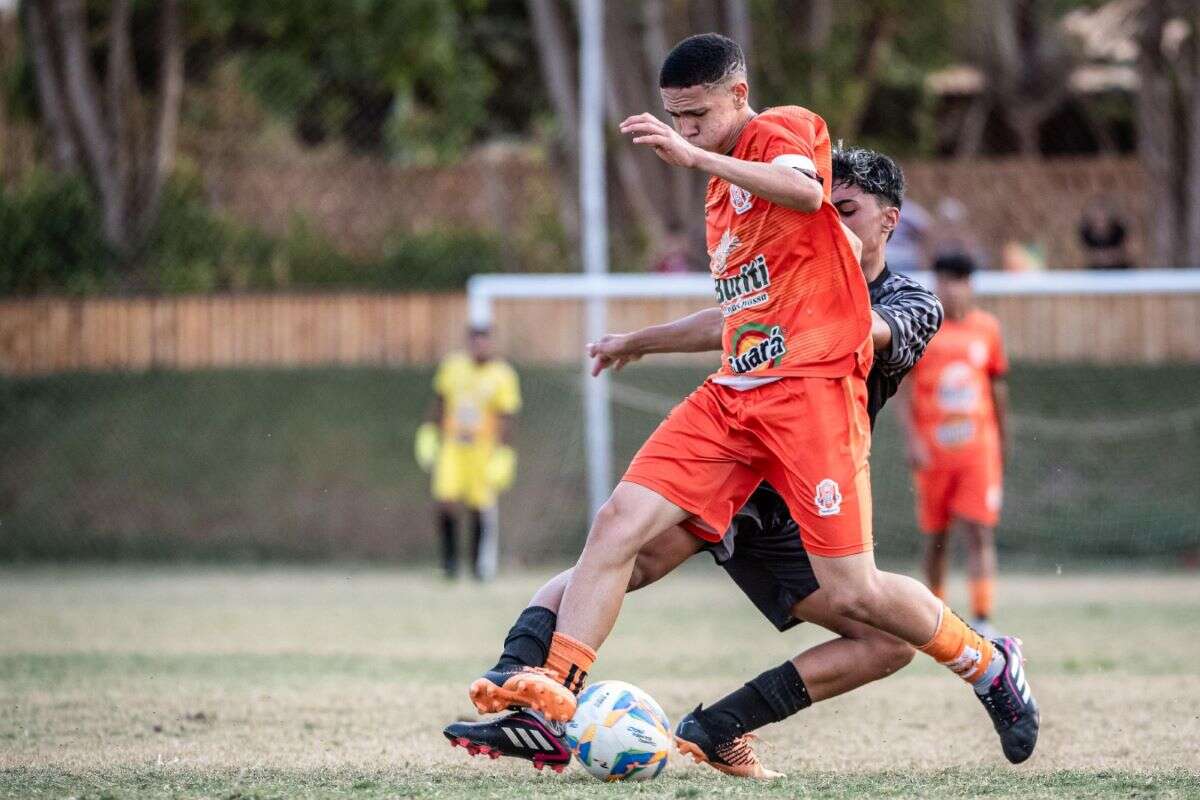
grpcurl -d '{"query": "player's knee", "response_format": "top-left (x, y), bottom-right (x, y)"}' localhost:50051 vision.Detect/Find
top-left (586, 496), bottom-right (643, 561)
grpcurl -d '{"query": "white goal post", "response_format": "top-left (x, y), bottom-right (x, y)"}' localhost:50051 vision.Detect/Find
top-left (467, 269), bottom-right (1200, 521)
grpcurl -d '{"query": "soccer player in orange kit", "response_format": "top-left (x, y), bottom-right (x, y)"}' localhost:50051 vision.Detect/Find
top-left (460, 33), bottom-right (1038, 769)
top-left (904, 253), bottom-right (1009, 637)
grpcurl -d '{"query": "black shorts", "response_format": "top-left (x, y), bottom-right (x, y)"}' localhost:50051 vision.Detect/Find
top-left (704, 483), bottom-right (821, 632)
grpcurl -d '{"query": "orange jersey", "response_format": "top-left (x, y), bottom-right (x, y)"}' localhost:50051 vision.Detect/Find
top-left (910, 309), bottom-right (1007, 463)
top-left (705, 106), bottom-right (872, 382)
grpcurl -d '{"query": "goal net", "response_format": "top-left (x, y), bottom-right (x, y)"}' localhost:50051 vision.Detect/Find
top-left (468, 270), bottom-right (1200, 567)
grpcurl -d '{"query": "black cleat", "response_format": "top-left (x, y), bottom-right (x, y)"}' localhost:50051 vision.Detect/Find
top-left (444, 710), bottom-right (571, 772)
top-left (673, 707), bottom-right (783, 780)
top-left (977, 636), bottom-right (1040, 764)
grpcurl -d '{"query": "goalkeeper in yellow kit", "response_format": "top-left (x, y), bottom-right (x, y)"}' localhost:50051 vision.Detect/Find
top-left (416, 325), bottom-right (521, 580)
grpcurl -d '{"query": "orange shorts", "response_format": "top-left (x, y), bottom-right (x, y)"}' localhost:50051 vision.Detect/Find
top-left (914, 454), bottom-right (1002, 533)
top-left (622, 376), bottom-right (872, 559)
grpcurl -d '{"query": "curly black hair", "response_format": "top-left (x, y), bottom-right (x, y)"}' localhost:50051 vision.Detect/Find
top-left (831, 144), bottom-right (905, 209)
top-left (659, 34), bottom-right (746, 89)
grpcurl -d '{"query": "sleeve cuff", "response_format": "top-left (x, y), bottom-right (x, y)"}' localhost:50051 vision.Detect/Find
top-left (873, 305), bottom-right (904, 367)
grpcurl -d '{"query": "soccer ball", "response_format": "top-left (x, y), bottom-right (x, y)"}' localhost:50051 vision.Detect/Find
top-left (563, 680), bottom-right (672, 781)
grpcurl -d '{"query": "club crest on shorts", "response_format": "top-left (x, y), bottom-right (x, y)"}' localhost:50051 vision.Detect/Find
top-left (814, 478), bottom-right (842, 517)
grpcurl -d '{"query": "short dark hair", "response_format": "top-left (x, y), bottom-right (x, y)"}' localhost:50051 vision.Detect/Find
top-left (659, 34), bottom-right (745, 89)
top-left (832, 144), bottom-right (905, 209)
top-left (933, 252), bottom-right (977, 277)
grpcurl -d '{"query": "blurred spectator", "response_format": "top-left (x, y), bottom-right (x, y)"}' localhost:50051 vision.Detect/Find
top-left (1001, 240), bottom-right (1047, 272)
top-left (652, 226), bottom-right (694, 273)
top-left (886, 199), bottom-right (932, 273)
top-left (1079, 199), bottom-right (1132, 270)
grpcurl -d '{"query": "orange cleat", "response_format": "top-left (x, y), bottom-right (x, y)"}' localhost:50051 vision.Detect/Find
top-left (674, 710), bottom-right (784, 780)
top-left (468, 667), bottom-right (578, 722)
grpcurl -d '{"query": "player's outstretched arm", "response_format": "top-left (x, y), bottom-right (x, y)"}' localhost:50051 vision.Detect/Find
top-left (587, 307), bottom-right (722, 376)
top-left (619, 113), bottom-right (823, 212)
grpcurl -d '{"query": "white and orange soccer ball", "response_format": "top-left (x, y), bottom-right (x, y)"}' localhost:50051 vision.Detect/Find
top-left (563, 680), bottom-right (672, 781)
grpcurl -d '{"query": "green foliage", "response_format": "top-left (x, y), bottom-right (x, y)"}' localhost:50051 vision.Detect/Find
top-left (0, 172), bottom-right (116, 295)
top-left (0, 168), bottom-right (503, 295)
top-left (750, 0), bottom-right (968, 155)
top-left (213, 0), bottom-right (495, 161)
top-left (375, 229), bottom-right (503, 290)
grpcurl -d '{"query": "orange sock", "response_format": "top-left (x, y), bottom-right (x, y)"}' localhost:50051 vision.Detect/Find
top-left (918, 604), bottom-right (998, 685)
top-left (545, 631), bottom-right (596, 694)
top-left (970, 578), bottom-right (994, 619)
top-left (930, 583), bottom-right (946, 602)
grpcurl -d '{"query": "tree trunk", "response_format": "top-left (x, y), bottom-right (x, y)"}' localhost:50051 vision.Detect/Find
top-left (956, 95), bottom-right (990, 159)
top-left (525, 0), bottom-right (581, 241)
top-left (24, 2), bottom-right (80, 172)
top-left (140, 0), bottom-right (183, 240)
top-left (1136, 1), bottom-right (1178, 267)
top-left (1185, 6), bottom-right (1200, 267)
top-left (49, 0), bottom-right (126, 248)
top-left (722, 0), bottom-right (752, 68)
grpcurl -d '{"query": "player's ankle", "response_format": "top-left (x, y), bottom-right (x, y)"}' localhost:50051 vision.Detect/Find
top-left (491, 606), bottom-right (557, 673)
top-left (544, 631), bottom-right (596, 693)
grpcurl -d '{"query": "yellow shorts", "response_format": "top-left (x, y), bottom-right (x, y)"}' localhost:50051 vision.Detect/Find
top-left (433, 442), bottom-right (496, 509)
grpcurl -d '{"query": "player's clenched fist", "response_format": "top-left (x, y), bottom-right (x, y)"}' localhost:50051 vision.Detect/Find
top-left (587, 333), bottom-right (643, 376)
top-left (620, 113), bottom-right (700, 168)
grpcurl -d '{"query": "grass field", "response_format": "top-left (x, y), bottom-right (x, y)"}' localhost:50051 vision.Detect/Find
top-left (2, 566), bottom-right (1198, 799)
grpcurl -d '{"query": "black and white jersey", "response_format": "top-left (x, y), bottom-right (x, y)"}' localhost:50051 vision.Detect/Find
top-left (866, 266), bottom-right (943, 425)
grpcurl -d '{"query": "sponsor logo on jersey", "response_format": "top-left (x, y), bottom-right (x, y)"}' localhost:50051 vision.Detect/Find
top-left (934, 417), bottom-right (976, 447)
top-left (730, 184), bottom-right (754, 214)
top-left (708, 228), bottom-right (742, 279)
top-left (728, 322), bottom-right (786, 373)
top-left (936, 361), bottom-right (979, 413)
top-left (716, 254), bottom-right (771, 316)
top-left (814, 478), bottom-right (843, 517)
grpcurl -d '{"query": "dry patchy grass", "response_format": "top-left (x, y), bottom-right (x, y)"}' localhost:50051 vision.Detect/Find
top-left (1, 566), bottom-right (1198, 798)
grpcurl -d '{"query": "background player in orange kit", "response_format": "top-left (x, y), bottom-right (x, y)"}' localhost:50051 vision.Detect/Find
top-left (903, 253), bottom-right (1009, 637)
top-left (463, 33), bottom-right (1039, 768)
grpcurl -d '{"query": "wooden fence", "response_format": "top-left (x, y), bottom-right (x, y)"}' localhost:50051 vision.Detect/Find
top-left (2, 291), bottom-right (1199, 376)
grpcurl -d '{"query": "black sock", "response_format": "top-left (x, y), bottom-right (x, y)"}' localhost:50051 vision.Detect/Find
top-left (439, 510), bottom-right (457, 577)
top-left (697, 661), bottom-right (812, 742)
top-left (492, 605), bottom-right (557, 672)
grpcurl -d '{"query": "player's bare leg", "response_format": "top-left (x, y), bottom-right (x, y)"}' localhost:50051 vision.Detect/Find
top-left (807, 551), bottom-right (1038, 763)
top-left (556, 482), bottom-right (690, 647)
top-left (963, 520), bottom-right (997, 635)
top-left (923, 530), bottom-right (950, 601)
top-left (451, 526), bottom-right (702, 769)
top-left (475, 483), bottom-right (691, 721)
top-left (527, 525), bottom-right (704, 612)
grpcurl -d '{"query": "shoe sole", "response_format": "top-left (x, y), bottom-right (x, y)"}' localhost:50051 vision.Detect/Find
top-left (468, 674), bottom-right (577, 722)
top-left (445, 734), bottom-right (567, 773)
top-left (674, 735), bottom-right (784, 780)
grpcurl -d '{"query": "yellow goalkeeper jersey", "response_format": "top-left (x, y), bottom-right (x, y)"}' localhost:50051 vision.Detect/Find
top-left (434, 353), bottom-right (521, 446)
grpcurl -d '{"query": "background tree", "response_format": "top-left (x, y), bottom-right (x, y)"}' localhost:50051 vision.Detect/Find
top-left (22, 0), bottom-right (182, 258)
top-left (1137, 0), bottom-right (1199, 267)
